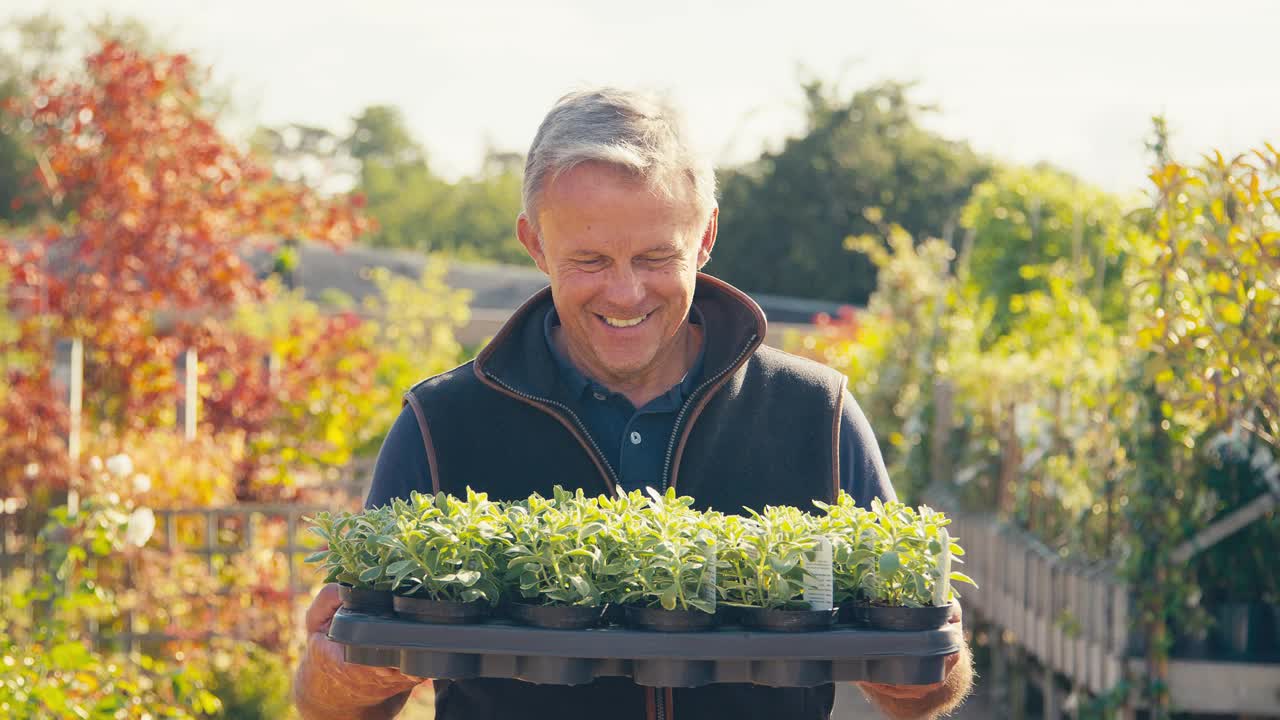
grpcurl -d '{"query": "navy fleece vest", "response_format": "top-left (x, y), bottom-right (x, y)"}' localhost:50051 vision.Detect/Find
top-left (404, 274), bottom-right (847, 720)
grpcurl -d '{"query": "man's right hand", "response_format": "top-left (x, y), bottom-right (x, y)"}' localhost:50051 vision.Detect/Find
top-left (293, 583), bottom-right (424, 720)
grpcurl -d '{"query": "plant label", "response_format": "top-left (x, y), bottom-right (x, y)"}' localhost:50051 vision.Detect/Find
top-left (702, 541), bottom-right (717, 610)
top-left (804, 536), bottom-right (834, 611)
top-left (933, 528), bottom-right (952, 607)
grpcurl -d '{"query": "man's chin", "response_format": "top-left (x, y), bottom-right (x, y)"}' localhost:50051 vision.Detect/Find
top-left (588, 351), bottom-right (660, 382)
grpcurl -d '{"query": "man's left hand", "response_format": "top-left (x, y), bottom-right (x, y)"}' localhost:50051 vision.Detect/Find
top-left (855, 602), bottom-right (969, 707)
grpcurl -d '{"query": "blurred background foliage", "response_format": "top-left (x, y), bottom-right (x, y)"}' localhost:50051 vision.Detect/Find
top-left (1, 10), bottom-right (1277, 719)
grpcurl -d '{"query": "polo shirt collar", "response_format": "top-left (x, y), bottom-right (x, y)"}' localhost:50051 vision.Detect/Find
top-left (542, 305), bottom-right (707, 407)
top-left (474, 273), bottom-right (766, 406)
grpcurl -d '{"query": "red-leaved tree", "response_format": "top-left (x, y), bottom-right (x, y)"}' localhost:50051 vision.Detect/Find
top-left (1, 40), bottom-right (371, 497)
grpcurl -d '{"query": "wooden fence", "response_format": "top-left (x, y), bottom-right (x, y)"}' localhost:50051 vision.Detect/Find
top-left (1, 499), bottom-right (344, 648)
top-left (938, 495), bottom-right (1280, 717)
top-left (0, 450), bottom-right (375, 651)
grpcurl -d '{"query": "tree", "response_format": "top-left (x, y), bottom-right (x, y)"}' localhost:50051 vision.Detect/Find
top-left (1, 12), bottom-right (173, 226)
top-left (0, 13), bottom-right (67, 225)
top-left (347, 104), bottom-right (424, 166)
top-left (1, 39), bottom-right (369, 495)
top-left (346, 108), bottom-right (527, 262)
top-left (708, 80), bottom-right (989, 303)
top-left (959, 164), bottom-right (1130, 338)
top-left (1135, 137), bottom-right (1280, 452)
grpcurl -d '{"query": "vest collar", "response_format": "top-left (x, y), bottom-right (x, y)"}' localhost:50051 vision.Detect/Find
top-left (473, 273), bottom-right (767, 403)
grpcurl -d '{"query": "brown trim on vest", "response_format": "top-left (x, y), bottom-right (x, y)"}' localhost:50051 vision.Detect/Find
top-left (665, 688), bottom-right (675, 720)
top-left (470, 285), bottom-right (619, 497)
top-left (666, 362), bottom-right (745, 493)
top-left (470, 273), bottom-right (771, 499)
top-left (472, 284), bottom-right (550, 371)
top-left (666, 276), bottom-right (767, 492)
top-left (831, 376), bottom-right (847, 503)
top-left (697, 273), bottom-right (769, 337)
top-left (403, 392), bottom-right (441, 494)
top-left (645, 687), bottom-right (656, 720)
top-left (471, 369), bottom-right (619, 497)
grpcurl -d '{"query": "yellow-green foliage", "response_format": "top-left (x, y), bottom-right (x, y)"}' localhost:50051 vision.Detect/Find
top-left (232, 257), bottom-right (471, 472)
top-left (1134, 145), bottom-right (1280, 450)
top-left (362, 257), bottom-right (473, 449)
top-left (960, 164), bottom-right (1131, 334)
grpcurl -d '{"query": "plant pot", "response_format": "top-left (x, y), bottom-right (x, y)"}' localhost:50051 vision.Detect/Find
top-left (602, 602), bottom-right (626, 626)
top-left (505, 601), bottom-right (607, 630)
top-left (338, 584), bottom-right (394, 615)
top-left (393, 594), bottom-right (490, 624)
top-left (622, 604), bottom-right (719, 632)
top-left (714, 605), bottom-right (743, 626)
top-left (844, 601), bottom-right (954, 631)
top-left (734, 606), bottom-right (838, 632)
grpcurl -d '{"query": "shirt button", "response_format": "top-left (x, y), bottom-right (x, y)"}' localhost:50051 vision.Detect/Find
top-left (630, 431), bottom-right (642, 445)
top-left (592, 391), bottom-right (606, 401)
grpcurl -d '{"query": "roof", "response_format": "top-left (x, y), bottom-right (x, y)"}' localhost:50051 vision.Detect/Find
top-left (281, 242), bottom-right (853, 324)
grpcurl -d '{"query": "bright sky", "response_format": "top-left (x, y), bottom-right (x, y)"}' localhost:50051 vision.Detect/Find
top-left (8, 0), bottom-right (1279, 195)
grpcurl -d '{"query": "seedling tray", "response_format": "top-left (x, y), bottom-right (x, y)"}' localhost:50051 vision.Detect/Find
top-left (329, 609), bottom-right (962, 688)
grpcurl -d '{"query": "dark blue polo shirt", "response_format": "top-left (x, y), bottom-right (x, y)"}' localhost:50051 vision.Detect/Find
top-left (543, 307), bottom-right (707, 493)
top-left (365, 309), bottom-right (896, 509)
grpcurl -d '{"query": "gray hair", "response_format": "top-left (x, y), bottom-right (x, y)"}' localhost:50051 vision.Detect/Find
top-left (522, 87), bottom-right (717, 230)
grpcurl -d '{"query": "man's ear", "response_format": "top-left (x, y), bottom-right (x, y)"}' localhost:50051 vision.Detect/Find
top-left (517, 213), bottom-right (550, 275)
top-left (696, 207), bottom-right (719, 270)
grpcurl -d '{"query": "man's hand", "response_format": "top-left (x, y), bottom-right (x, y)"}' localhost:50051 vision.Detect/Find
top-left (293, 583), bottom-right (424, 720)
top-left (855, 602), bottom-right (974, 719)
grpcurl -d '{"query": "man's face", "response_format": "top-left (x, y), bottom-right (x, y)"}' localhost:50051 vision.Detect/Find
top-left (517, 161), bottom-right (717, 389)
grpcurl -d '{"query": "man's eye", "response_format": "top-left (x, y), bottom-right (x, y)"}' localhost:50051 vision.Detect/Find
top-left (642, 255), bottom-right (675, 266)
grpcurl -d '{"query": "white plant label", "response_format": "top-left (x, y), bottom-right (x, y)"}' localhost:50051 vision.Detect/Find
top-left (702, 540), bottom-right (717, 610)
top-left (933, 527), bottom-right (952, 607)
top-left (804, 535), bottom-right (834, 611)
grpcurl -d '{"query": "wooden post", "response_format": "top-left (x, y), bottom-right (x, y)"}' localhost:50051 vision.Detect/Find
top-left (990, 624), bottom-right (1010, 711)
top-left (1148, 565), bottom-right (1170, 719)
top-left (1009, 645), bottom-right (1028, 720)
top-left (931, 380), bottom-right (954, 488)
top-left (205, 509), bottom-right (216, 575)
top-left (176, 349), bottom-right (198, 441)
top-left (53, 339), bottom-right (84, 525)
top-left (53, 338), bottom-right (84, 463)
top-left (263, 352), bottom-right (280, 391)
top-left (1043, 663), bottom-right (1060, 719)
top-left (286, 511), bottom-right (297, 595)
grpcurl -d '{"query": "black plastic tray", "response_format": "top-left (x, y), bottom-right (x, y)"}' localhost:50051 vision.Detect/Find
top-left (329, 609), bottom-right (962, 688)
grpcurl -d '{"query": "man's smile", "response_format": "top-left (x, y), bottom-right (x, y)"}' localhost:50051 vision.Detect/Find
top-left (598, 312), bottom-right (652, 329)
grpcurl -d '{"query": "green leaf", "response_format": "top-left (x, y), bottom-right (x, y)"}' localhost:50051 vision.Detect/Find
top-left (687, 598), bottom-right (716, 614)
top-left (568, 575), bottom-right (591, 598)
top-left (385, 559), bottom-right (414, 576)
top-left (949, 571), bottom-right (978, 588)
top-left (878, 550), bottom-right (900, 574)
top-left (358, 566), bottom-right (383, 584)
top-left (769, 555), bottom-right (799, 574)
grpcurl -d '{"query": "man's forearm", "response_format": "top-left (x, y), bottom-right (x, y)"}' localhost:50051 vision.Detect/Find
top-left (292, 652), bottom-right (415, 720)
top-left (861, 645), bottom-right (974, 720)
top-left (294, 687), bottom-right (411, 720)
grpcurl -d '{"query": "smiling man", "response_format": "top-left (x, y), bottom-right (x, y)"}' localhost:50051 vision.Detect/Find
top-left (294, 88), bottom-right (972, 720)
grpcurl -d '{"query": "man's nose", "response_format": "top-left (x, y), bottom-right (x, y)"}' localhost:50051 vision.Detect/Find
top-left (603, 264), bottom-right (646, 309)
